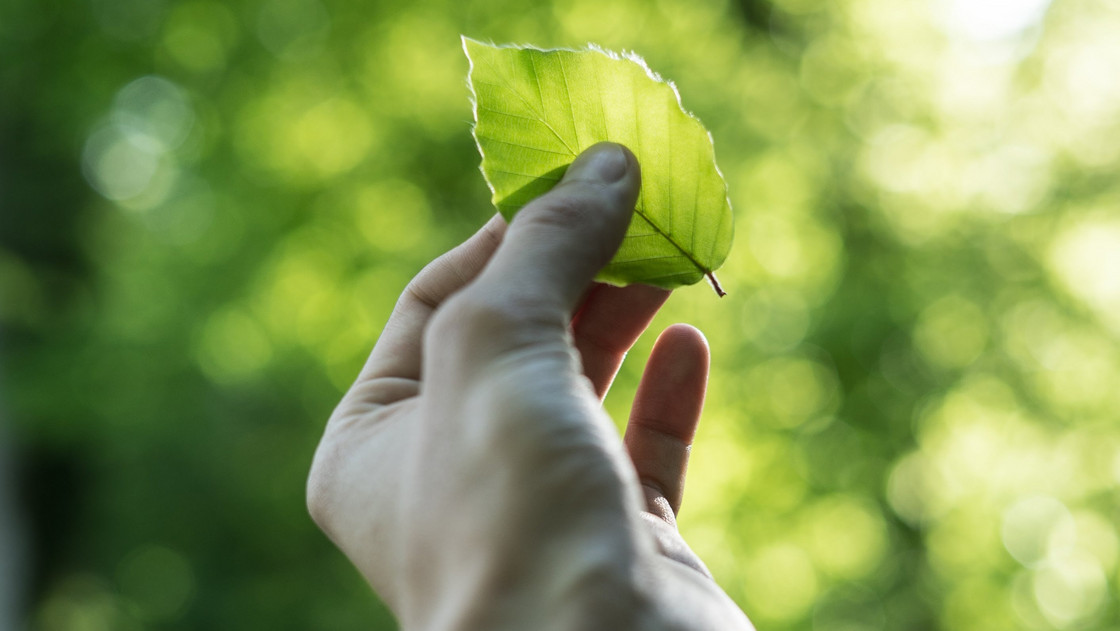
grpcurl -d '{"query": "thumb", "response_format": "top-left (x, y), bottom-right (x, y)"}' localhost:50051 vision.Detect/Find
top-left (425, 142), bottom-right (640, 377)
top-left (471, 142), bottom-right (641, 314)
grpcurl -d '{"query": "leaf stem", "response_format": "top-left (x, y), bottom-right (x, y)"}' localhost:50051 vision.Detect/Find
top-left (706, 271), bottom-right (726, 298)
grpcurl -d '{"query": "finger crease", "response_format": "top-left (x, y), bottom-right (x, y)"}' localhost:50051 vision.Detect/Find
top-left (628, 417), bottom-right (694, 446)
top-left (404, 280), bottom-right (442, 312)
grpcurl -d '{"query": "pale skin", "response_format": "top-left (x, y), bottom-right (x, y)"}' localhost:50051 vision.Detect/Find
top-left (307, 143), bottom-right (754, 630)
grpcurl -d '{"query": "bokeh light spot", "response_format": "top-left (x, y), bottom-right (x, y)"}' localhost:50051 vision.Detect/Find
top-left (82, 76), bottom-right (192, 207)
top-left (354, 179), bottom-right (431, 253)
top-left (913, 294), bottom-right (988, 370)
top-left (1001, 495), bottom-right (1074, 567)
top-left (887, 452), bottom-right (934, 525)
top-left (1048, 218), bottom-right (1120, 334)
top-left (294, 98), bottom-right (374, 178)
top-left (747, 213), bottom-right (844, 298)
top-left (116, 545), bottom-right (194, 621)
top-left (111, 75), bottom-right (194, 150)
top-left (1071, 511), bottom-right (1119, 573)
top-left (1032, 553), bottom-right (1108, 628)
top-left (940, 0), bottom-right (1052, 42)
top-left (35, 574), bottom-right (137, 631)
top-left (82, 126), bottom-right (165, 201)
top-left (235, 85), bottom-right (378, 184)
top-left (364, 9), bottom-right (466, 133)
top-left (256, 0), bottom-right (329, 60)
top-left (743, 543), bottom-right (819, 622)
top-left (749, 356), bottom-right (839, 428)
top-left (162, 2), bottom-right (239, 74)
top-left (804, 495), bottom-right (887, 579)
top-left (195, 308), bottom-right (273, 383)
top-left (739, 288), bottom-right (810, 352)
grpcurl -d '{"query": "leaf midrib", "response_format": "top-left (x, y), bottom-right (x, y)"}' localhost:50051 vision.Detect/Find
top-left (629, 207), bottom-right (712, 277)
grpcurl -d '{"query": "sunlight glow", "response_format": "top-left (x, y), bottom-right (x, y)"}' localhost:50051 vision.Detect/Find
top-left (1048, 219), bottom-right (1120, 335)
top-left (942, 0), bottom-right (1052, 42)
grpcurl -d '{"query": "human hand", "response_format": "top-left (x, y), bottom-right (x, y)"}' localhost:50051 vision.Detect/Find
top-left (307, 143), bottom-right (753, 630)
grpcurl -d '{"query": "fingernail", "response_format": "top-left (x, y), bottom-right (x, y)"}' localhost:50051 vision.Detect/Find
top-left (565, 143), bottom-right (629, 184)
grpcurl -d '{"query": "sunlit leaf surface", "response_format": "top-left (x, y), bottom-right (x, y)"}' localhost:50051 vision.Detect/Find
top-left (465, 37), bottom-right (733, 292)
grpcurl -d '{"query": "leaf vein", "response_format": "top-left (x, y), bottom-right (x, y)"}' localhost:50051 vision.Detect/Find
top-left (611, 252), bottom-right (689, 264)
top-left (487, 168), bottom-right (562, 181)
top-left (633, 270), bottom-right (700, 284)
top-left (473, 78), bottom-right (576, 155)
top-left (529, 51), bottom-right (545, 110)
top-left (480, 137), bottom-right (575, 158)
top-left (557, 54), bottom-right (580, 149)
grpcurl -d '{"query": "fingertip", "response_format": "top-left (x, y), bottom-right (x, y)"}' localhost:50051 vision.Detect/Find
top-left (563, 142), bottom-right (624, 183)
top-left (472, 143), bottom-right (644, 313)
top-left (563, 142), bottom-right (640, 188)
top-left (551, 142), bottom-right (641, 240)
top-left (658, 323), bottom-right (709, 354)
top-left (649, 324), bottom-right (710, 385)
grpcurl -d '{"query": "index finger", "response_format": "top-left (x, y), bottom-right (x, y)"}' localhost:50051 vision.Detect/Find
top-left (572, 283), bottom-right (671, 399)
top-left (355, 214), bottom-right (506, 391)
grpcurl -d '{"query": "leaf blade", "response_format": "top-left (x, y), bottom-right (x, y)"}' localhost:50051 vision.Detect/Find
top-left (464, 37), bottom-right (734, 292)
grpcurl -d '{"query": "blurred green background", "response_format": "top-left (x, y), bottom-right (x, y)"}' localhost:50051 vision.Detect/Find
top-left (2, 0), bottom-right (1119, 628)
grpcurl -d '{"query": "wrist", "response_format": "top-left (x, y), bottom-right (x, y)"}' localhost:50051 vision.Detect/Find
top-left (405, 517), bottom-right (661, 631)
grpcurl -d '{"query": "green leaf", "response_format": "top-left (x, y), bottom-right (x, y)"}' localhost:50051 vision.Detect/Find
top-left (463, 37), bottom-right (734, 295)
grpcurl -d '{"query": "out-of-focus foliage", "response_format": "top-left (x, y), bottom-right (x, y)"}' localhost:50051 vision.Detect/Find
top-left (1, 0), bottom-right (1118, 629)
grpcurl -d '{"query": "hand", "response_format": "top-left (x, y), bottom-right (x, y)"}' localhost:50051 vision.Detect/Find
top-left (307, 143), bottom-right (753, 630)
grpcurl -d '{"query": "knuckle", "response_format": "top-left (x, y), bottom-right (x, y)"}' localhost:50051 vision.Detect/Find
top-left (525, 190), bottom-right (599, 228)
top-left (519, 184), bottom-right (618, 236)
top-left (404, 255), bottom-right (469, 310)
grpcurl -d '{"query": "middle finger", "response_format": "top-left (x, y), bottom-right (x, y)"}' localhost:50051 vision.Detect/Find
top-left (571, 283), bottom-right (671, 399)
